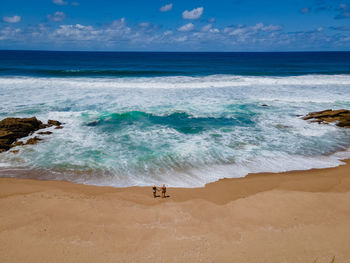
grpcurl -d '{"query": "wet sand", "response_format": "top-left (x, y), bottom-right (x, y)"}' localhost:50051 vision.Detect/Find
top-left (1, 160), bottom-right (350, 262)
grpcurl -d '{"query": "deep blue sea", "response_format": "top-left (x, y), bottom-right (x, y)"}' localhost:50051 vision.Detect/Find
top-left (1, 50), bottom-right (350, 187)
top-left (2, 51), bottom-right (350, 77)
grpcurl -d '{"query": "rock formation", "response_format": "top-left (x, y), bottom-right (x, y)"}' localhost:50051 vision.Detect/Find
top-left (37, 131), bottom-right (53, 135)
top-left (0, 117), bottom-right (62, 152)
top-left (25, 136), bottom-right (43, 145)
top-left (48, 120), bottom-right (62, 126)
top-left (302, 109), bottom-right (350, 128)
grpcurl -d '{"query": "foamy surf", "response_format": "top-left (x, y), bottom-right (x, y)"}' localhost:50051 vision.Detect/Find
top-left (1, 72), bottom-right (350, 187)
top-left (2, 74), bottom-right (350, 89)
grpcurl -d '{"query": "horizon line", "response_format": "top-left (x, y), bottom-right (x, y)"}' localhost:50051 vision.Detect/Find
top-left (1, 49), bottom-right (350, 53)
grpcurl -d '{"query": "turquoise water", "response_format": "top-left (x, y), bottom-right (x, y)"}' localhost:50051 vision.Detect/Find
top-left (0, 51), bottom-right (350, 187)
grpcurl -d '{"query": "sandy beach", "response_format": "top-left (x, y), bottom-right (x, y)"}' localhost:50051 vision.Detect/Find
top-left (0, 161), bottom-right (350, 263)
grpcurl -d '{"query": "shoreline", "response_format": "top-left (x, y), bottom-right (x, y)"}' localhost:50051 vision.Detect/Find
top-left (1, 160), bottom-right (350, 262)
top-left (1, 159), bottom-right (350, 201)
top-left (1, 149), bottom-right (350, 189)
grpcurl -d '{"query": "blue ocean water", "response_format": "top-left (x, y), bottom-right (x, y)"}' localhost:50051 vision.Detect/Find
top-left (0, 50), bottom-right (350, 187)
top-left (2, 51), bottom-right (350, 77)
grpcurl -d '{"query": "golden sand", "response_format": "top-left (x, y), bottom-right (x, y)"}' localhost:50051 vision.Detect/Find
top-left (1, 161), bottom-right (350, 262)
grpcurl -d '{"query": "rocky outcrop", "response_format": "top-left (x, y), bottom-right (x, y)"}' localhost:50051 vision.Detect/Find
top-left (25, 136), bottom-right (43, 145)
top-left (302, 109), bottom-right (350, 128)
top-left (0, 117), bottom-right (62, 152)
top-left (48, 120), bottom-right (61, 126)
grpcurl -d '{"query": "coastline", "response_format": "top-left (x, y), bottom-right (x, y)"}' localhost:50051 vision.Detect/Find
top-left (1, 160), bottom-right (350, 262)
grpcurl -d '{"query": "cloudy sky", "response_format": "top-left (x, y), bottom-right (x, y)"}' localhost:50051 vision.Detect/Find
top-left (1, 0), bottom-right (350, 51)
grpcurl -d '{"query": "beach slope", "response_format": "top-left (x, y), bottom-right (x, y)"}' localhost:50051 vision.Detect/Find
top-left (1, 161), bottom-right (350, 262)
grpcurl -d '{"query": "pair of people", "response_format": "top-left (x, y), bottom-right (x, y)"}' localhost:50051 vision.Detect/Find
top-left (152, 184), bottom-right (167, 198)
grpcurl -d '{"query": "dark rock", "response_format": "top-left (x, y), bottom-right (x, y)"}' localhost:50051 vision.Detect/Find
top-left (0, 138), bottom-right (13, 151)
top-left (48, 120), bottom-right (61, 126)
top-left (337, 121), bottom-right (350, 127)
top-left (55, 126), bottom-right (63, 129)
top-left (0, 130), bottom-right (15, 139)
top-left (0, 117), bottom-right (61, 152)
top-left (10, 141), bottom-right (24, 148)
top-left (10, 150), bottom-right (19, 154)
top-left (25, 136), bottom-right (42, 145)
top-left (0, 117), bottom-right (43, 151)
top-left (302, 109), bottom-right (350, 128)
top-left (261, 104), bottom-right (269, 107)
top-left (37, 131), bottom-right (53, 135)
top-left (0, 117), bottom-right (42, 135)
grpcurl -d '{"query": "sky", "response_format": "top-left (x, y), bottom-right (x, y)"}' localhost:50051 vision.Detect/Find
top-left (1, 0), bottom-right (350, 51)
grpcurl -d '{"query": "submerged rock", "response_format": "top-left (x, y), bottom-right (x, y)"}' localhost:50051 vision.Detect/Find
top-left (0, 117), bottom-right (62, 152)
top-left (25, 136), bottom-right (43, 145)
top-left (37, 131), bottom-right (53, 135)
top-left (302, 109), bottom-right (350, 128)
top-left (11, 141), bottom-right (24, 147)
top-left (48, 119), bottom-right (61, 126)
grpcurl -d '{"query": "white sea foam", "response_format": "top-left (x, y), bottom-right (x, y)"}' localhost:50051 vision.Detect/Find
top-left (2, 74), bottom-right (350, 89)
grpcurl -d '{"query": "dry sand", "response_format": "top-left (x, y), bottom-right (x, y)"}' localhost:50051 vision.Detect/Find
top-left (1, 161), bottom-right (350, 263)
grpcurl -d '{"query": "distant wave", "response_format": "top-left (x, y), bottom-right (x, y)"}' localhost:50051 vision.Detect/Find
top-left (0, 68), bottom-right (186, 77)
top-left (2, 74), bottom-right (350, 91)
top-left (2, 67), bottom-right (350, 78)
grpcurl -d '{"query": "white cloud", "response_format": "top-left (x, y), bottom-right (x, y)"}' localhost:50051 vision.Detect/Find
top-left (109, 17), bottom-right (130, 32)
top-left (3, 17), bottom-right (348, 51)
top-left (201, 24), bottom-right (219, 33)
top-left (201, 24), bottom-right (212, 32)
top-left (260, 24), bottom-right (282, 31)
top-left (53, 24), bottom-right (101, 41)
top-left (175, 36), bottom-right (187, 42)
top-left (53, 0), bottom-right (68, 5)
top-left (160, 3), bottom-right (173, 12)
top-left (209, 17), bottom-right (215, 23)
top-left (2, 15), bottom-right (21, 23)
top-left (105, 18), bottom-right (131, 38)
top-left (47, 11), bottom-right (66, 22)
top-left (224, 23), bottom-right (282, 37)
top-left (178, 23), bottom-right (195, 32)
top-left (182, 7), bottom-right (203, 20)
top-left (50, 18), bottom-right (133, 44)
top-left (0, 27), bottom-right (21, 40)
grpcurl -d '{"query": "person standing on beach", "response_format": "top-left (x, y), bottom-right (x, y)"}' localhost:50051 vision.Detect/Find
top-left (152, 185), bottom-right (159, 198)
top-left (161, 184), bottom-right (166, 198)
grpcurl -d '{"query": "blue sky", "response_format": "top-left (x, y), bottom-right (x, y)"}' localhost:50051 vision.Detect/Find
top-left (1, 0), bottom-right (350, 51)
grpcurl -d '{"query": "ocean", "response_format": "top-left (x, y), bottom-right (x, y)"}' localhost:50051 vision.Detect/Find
top-left (0, 50), bottom-right (350, 187)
